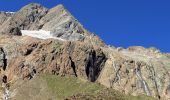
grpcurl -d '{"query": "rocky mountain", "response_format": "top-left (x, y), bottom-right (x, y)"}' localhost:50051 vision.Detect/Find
top-left (0, 3), bottom-right (104, 45)
top-left (0, 3), bottom-right (169, 100)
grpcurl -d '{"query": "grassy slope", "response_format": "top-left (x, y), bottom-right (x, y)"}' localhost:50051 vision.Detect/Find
top-left (43, 75), bottom-right (154, 100)
top-left (11, 75), bottom-right (155, 100)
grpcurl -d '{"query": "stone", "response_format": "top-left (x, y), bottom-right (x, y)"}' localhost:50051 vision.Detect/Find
top-left (0, 3), bottom-right (169, 100)
top-left (0, 47), bottom-right (7, 70)
top-left (0, 3), bottom-right (104, 46)
top-left (0, 36), bottom-right (106, 83)
top-left (0, 3), bottom-right (48, 35)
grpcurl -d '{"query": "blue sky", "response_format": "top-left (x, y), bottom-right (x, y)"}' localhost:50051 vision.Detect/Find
top-left (0, 0), bottom-right (170, 52)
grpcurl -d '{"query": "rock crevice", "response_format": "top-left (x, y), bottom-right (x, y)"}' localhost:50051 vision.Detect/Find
top-left (0, 47), bottom-right (7, 71)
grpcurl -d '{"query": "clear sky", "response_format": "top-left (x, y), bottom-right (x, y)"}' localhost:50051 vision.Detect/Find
top-left (0, 0), bottom-right (170, 52)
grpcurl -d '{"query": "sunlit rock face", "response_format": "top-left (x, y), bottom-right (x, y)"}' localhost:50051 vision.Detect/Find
top-left (0, 3), bottom-right (104, 45)
top-left (0, 3), bottom-right (170, 100)
top-left (0, 35), bottom-right (106, 82)
top-left (0, 12), bottom-right (14, 27)
top-left (98, 46), bottom-right (170, 99)
top-left (40, 4), bottom-right (86, 41)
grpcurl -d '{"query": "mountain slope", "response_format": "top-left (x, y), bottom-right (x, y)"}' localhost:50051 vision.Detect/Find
top-left (10, 75), bottom-right (154, 100)
top-left (98, 46), bottom-right (170, 99)
top-left (0, 3), bottom-right (104, 46)
top-left (0, 3), bottom-right (169, 100)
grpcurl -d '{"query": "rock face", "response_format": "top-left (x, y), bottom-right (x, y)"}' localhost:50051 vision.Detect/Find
top-left (0, 3), bottom-right (48, 35)
top-left (0, 3), bottom-right (170, 100)
top-left (98, 46), bottom-right (170, 99)
top-left (40, 4), bottom-right (86, 41)
top-left (0, 12), bottom-right (13, 27)
top-left (0, 36), bottom-right (106, 83)
top-left (0, 47), bottom-right (7, 71)
top-left (0, 12), bottom-right (21, 35)
top-left (0, 3), bottom-right (104, 46)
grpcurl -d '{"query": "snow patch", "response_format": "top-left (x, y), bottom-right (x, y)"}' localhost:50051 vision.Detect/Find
top-left (6, 12), bottom-right (15, 14)
top-left (0, 11), bottom-right (15, 14)
top-left (21, 30), bottom-right (65, 41)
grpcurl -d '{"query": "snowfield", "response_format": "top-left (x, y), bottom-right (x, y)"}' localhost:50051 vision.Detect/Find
top-left (21, 30), bottom-right (65, 41)
top-left (5, 11), bottom-right (15, 14)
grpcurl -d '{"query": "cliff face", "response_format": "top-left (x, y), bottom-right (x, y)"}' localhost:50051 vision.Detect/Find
top-left (0, 12), bottom-right (13, 27)
top-left (0, 36), bottom-right (106, 82)
top-left (98, 46), bottom-right (170, 99)
top-left (0, 3), bottom-right (169, 100)
top-left (0, 3), bottom-right (104, 46)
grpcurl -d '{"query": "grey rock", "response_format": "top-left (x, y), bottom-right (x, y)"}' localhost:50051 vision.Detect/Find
top-left (0, 3), bottom-right (104, 45)
top-left (0, 3), bottom-right (48, 35)
top-left (0, 12), bottom-right (13, 27)
top-left (40, 4), bottom-right (87, 41)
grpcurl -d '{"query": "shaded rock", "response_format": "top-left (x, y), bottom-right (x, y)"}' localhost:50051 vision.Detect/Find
top-left (0, 3), bottom-right (48, 35)
top-left (0, 47), bottom-right (7, 70)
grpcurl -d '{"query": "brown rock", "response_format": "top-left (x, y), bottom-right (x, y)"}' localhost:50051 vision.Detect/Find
top-left (0, 36), bottom-right (106, 82)
top-left (0, 12), bottom-right (13, 27)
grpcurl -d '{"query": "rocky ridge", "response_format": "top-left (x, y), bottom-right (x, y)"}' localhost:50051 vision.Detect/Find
top-left (0, 3), bottom-right (169, 100)
top-left (0, 3), bottom-right (104, 46)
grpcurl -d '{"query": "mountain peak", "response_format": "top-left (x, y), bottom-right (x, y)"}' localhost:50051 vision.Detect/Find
top-left (0, 3), bottom-right (170, 100)
top-left (22, 2), bottom-right (45, 8)
top-left (54, 4), bottom-right (65, 9)
top-left (19, 3), bottom-right (47, 13)
top-left (0, 3), bottom-right (104, 45)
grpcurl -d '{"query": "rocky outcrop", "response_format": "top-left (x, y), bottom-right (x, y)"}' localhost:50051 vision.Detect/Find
top-left (98, 46), bottom-right (170, 99)
top-left (0, 3), bottom-right (169, 100)
top-left (165, 53), bottom-right (170, 58)
top-left (0, 36), bottom-right (106, 83)
top-left (0, 12), bottom-right (21, 35)
top-left (0, 3), bottom-right (48, 35)
top-left (0, 3), bottom-right (104, 46)
top-left (0, 12), bottom-right (13, 27)
top-left (40, 4), bottom-right (86, 41)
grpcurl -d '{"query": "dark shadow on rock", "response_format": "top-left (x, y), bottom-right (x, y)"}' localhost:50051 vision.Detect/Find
top-left (69, 56), bottom-right (77, 77)
top-left (2, 75), bottom-right (7, 83)
top-left (86, 50), bottom-right (106, 82)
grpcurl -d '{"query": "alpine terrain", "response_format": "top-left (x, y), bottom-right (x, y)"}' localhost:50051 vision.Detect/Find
top-left (0, 3), bottom-right (169, 100)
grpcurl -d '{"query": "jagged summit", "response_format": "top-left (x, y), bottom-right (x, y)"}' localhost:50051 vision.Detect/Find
top-left (20, 2), bottom-right (46, 9)
top-left (0, 3), bottom-right (104, 45)
top-left (0, 3), bottom-right (170, 100)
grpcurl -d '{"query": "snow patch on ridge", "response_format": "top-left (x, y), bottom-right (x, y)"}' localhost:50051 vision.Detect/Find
top-left (21, 30), bottom-right (65, 41)
top-left (0, 11), bottom-right (15, 14)
top-left (5, 11), bottom-right (15, 14)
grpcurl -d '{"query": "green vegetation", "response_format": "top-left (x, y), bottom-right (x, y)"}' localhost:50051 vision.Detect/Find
top-left (42, 75), bottom-right (155, 100)
top-left (43, 75), bottom-right (102, 99)
top-left (11, 74), bottom-right (155, 100)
